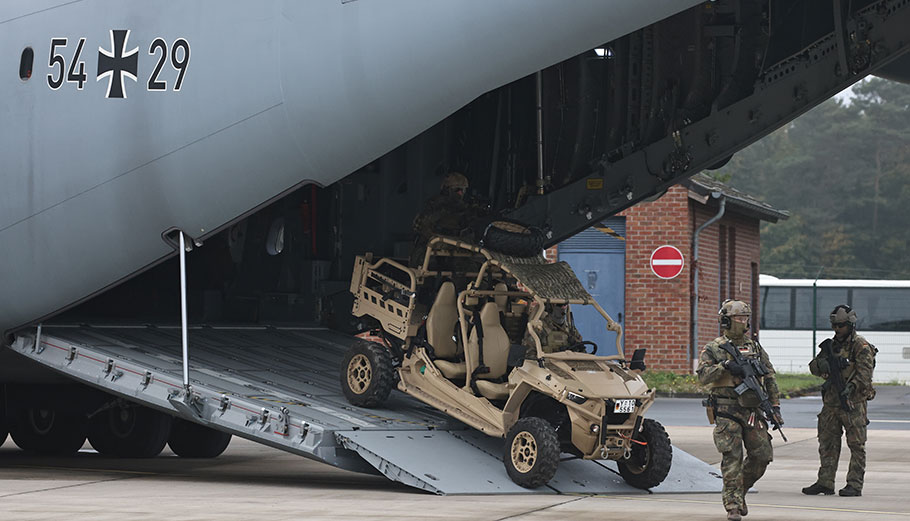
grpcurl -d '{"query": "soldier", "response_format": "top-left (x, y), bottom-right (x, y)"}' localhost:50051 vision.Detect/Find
top-left (802, 304), bottom-right (875, 497)
top-left (410, 172), bottom-right (475, 267)
top-left (697, 300), bottom-right (782, 521)
top-left (523, 302), bottom-right (583, 354)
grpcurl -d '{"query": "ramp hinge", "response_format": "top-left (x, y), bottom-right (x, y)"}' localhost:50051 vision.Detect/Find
top-left (219, 394), bottom-right (231, 413)
top-left (277, 407), bottom-right (290, 436)
top-left (65, 346), bottom-right (77, 363)
top-left (104, 358), bottom-right (114, 375)
top-left (141, 371), bottom-right (153, 388)
top-left (299, 421), bottom-right (310, 442)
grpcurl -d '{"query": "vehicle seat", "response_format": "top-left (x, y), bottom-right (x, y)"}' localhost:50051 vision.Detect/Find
top-left (426, 281), bottom-right (466, 379)
top-left (468, 302), bottom-right (511, 400)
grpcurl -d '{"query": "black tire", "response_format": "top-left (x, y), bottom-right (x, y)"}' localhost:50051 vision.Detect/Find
top-left (167, 418), bottom-right (232, 458)
top-left (88, 405), bottom-right (173, 458)
top-left (617, 418), bottom-right (673, 489)
top-left (340, 340), bottom-right (395, 408)
top-left (0, 387), bottom-right (7, 447)
top-left (503, 417), bottom-right (560, 488)
top-left (478, 219), bottom-right (545, 258)
top-left (9, 407), bottom-right (87, 455)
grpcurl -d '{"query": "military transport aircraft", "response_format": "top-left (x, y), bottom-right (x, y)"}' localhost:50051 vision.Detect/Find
top-left (1, 0), bottom-right (909, 485)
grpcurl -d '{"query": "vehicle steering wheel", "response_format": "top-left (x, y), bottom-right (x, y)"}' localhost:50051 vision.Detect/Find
top-left (567, 341), bottom-right (598, 355)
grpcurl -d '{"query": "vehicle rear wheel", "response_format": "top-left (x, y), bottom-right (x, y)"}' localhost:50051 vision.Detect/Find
top-left (167, 418), bottom-right (232, 458)
top-left (478, 219), bottom-right (545, 258)
top-left (9, 407), bottom-right (87, 455)
top-left (503, 417), bottom-right (560, 488)
top-left (340, 340), bottom-right (395, 408)
top-left (617, 418), bottom-right (673, 489)
top-left (88, 405), bottom-right (172, 458)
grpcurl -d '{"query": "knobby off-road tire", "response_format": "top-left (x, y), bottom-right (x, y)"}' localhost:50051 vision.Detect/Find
top-left (168, 418), bottom-right (232, 458)
top-left (617, 418), bottom-right (673, 489)
top-left (9, 407), bottom-right (87, 455)
top-left (88, 405), bottom-right (173, 458)
top-left (479, 219), bottom-right (545, 258)
top-left (340, 340), bottom-right (395, 408)
top-left (503, 417), bottom-right (560, 488)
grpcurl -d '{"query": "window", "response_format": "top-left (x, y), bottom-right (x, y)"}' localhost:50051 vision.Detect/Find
top-left (19, 47), bottom-right (33, 80)
top-left (794, 287), bottom-right (848, 329)
top-left (851, 288), bottom-right (910, 331)
top-left (760, 287), bottom-right (791, 329)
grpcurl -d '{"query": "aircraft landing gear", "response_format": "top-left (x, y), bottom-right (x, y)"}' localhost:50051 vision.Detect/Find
top-left (9, 406), bottom-right (87, 455)
top-left (88, 404), bottom-right (172, 458)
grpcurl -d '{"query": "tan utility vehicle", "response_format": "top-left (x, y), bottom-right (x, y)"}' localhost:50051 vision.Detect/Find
top-left (341, 236), bottom-right (672, 489)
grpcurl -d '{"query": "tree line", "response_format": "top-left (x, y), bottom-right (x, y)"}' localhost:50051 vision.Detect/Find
top-left (716, 77), bottom-right (910, 279)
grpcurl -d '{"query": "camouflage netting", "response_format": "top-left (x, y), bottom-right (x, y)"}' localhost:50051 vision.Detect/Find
top-left (486, 251), bottom-right (592, 302)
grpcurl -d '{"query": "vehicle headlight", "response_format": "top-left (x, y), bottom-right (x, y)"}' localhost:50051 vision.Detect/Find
top-left (566, 391), bottom-right (588, 404)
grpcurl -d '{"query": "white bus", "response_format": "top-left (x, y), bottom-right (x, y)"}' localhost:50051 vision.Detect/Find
top-left (758, 274), bottom-right (910, 383)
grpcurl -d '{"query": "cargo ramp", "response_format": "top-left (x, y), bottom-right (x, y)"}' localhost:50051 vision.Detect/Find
top-left (8, 325), bottom-right (720, 495)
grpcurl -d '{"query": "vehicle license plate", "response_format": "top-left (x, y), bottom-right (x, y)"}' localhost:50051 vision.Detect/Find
top-left (614, 399), bottom-right (635, 413)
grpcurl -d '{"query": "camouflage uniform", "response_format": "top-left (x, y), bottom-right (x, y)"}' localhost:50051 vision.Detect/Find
top-left (523, 312), bottom-right (583, 354)
top-left (697, 333), bottom-right (779, 515)
top-left (807, 331), bottom-right (875, 493)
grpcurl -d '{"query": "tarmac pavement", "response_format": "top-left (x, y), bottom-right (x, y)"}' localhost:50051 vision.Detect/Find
top-left (1, 389), bottom-right (908, 520)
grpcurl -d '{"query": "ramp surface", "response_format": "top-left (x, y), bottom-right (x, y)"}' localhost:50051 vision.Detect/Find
top-left (9, 325), bottom-right (720, 495)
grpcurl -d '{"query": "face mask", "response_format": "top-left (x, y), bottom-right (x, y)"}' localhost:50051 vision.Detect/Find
top-left (726, 320), bottom-right (748, 340)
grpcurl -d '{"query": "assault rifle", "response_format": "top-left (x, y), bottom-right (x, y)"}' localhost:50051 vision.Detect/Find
top-left (718, 342), bottom-right (787, 442)
top-left (819, 339), bottom-right (852, 412)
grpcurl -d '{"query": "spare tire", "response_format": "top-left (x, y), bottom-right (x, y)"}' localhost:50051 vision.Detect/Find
top-left (478, 219), bottom-right (545, 257)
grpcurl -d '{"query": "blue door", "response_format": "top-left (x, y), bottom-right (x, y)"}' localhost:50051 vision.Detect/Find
top-left (558, 218), bottom-right (625, 356)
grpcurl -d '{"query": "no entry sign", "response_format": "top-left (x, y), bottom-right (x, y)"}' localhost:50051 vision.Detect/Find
top-left (650, 245), bottom-right (685, 279)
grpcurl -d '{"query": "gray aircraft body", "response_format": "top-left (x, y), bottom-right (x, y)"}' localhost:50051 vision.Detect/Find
top-left (1, 0), bottom-right (704, 335)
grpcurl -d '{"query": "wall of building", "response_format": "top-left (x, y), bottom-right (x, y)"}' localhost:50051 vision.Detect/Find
top-left (618, 185), bottom-right (692, 373)
top-left (691, 207), bottom-right (761, 354)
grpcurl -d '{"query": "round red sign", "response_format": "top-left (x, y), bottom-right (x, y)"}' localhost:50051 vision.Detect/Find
top-left (650, 245), bottom-right (685, 279)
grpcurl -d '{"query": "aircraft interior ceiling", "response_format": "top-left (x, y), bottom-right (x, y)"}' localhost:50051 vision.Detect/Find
top-left (50, 0), bottom-right (910, 335)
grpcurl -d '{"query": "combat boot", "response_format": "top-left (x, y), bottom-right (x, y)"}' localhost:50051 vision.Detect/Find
top-left (740, 497), bottom-right (748, 516)
top-left (839, 485), bottom-right (862, 496)
top-left (726, 509), bottom-right (742, 521)
top-left (801, 482), bottom-right (834, 495)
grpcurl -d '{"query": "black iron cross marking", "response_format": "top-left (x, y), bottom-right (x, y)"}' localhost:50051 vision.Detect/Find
top-left (97, 29), bottom-right (138, 99)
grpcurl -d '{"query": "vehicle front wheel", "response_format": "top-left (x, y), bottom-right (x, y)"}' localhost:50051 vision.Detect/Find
top-left (340, 340), bottom-right (395, 408)
top-left (503, 417), bottom-right (560, 488)
top-left (617, 418), bottom-right (673, 489)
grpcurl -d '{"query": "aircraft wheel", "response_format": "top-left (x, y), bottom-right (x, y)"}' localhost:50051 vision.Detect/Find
top-left (617, 418), bottom-right (673, 489)
top-left (168, 418), bottom-right (232, 458)
top-left (0, 387), bottom-right (7, 447)
top-left (503, 417), bottom-right (560, 488)
top-left (340, 340), bottom-right (394, 408)
top-left (89, 405), bottom-right (172, 458)
top-left (478, 219), bottom-right (545, 258)
top-left (9, 407), bottom-right (87, 455)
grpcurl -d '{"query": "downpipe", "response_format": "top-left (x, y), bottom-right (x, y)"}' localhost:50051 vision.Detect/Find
top-left (691, 193), bottom-right (725, 369)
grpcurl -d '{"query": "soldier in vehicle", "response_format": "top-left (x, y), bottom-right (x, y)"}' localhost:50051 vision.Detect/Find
top-left (410, 172), bottom-right (476, 267)
top-left (802, 304), bottom-right (875, 497)
top-left (697, 300), bottom-right (781, 521)
top-left (523, 302), bottom-right (583, 354)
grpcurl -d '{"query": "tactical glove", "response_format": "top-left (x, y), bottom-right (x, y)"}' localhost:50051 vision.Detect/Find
top-left (815, 357), bottom-right (830, 375)
top-left (723, 360), bottom-right (745, 377)
top-left (772, 405), bottom-right (784, 426)
top-left (841, 382), bottom-right (856, 398)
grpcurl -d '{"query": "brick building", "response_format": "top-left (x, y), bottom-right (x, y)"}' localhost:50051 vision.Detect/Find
top-left (553, 173), bottom-right (788, 374)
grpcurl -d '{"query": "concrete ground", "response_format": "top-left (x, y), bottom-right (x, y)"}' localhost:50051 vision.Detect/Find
top-left (1, 411), bottom-right (909, 520)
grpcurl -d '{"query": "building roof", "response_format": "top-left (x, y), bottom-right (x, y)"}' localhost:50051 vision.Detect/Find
top-left (683, 173), bottom-right (790, 223)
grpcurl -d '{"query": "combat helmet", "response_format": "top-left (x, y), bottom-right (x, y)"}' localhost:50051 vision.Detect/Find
top-left (440, 172), bottom-right (469, 195)
top-left (718, 299), bottom-right (751, 337)
top-left (830, 304), bottom-right (857, 331)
